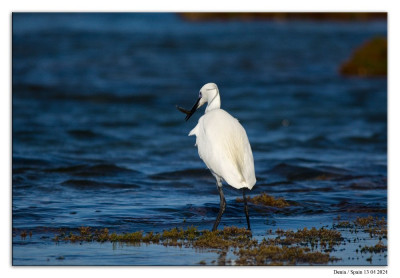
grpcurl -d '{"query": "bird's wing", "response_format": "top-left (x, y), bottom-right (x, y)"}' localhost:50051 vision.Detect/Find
top-left (198, 111), bottom-right (255, 189)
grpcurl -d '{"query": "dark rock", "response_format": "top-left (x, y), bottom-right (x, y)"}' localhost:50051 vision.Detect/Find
top-left (340, 37), bottom-right (387, 77)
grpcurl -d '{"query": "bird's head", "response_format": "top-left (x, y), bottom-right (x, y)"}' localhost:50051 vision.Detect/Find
top-left (184, 83), bottom-right (219, 121)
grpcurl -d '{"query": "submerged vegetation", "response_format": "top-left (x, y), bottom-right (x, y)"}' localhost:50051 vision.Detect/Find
top-left (15, 214), bottom-right (386, 265)
top-left (274, 227), bottom-right (343, 249)
top-left (360, 241), bottom-right (387, 254)
top-left (53, 225), bottom-right (338, 265)
top-left (236, 192), bottom-right (290, 208)
top-left (236, 244), bottom-right (334, 265)
top-left (333, 215), bottom-right (387, 239)
top-left (49, 215), bottom-right (387, 265)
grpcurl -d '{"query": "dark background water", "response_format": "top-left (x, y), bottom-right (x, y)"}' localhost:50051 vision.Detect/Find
top-left (12, 13), bottom-right (387, 265)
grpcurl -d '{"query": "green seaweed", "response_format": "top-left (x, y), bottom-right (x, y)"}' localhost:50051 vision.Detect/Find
top-left (353, 216), bottom-right (387, 238)
top-left (50, 214), bottom-right (386, 265)
top-left (52, 225), bottom-right (342, 265)
top-left (193, 227), bottom-right (255, 250)
top-left (360, 241), bottom-right (387, 254)
top-left (274, 227), bottom-right (342, 250)
top-left (236, 192), bottom-right (290, 208)
top-left (235, 244), bottom-right (337, 266)
top-left (20, 230), bottom-right (27, 240)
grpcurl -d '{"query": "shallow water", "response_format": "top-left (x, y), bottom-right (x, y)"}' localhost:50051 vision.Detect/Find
top-left (12, 13), bottom-right (387, 265)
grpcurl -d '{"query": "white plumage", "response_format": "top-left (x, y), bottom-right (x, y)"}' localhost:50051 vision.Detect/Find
top-left (178, 82), bottom-right (256, 231)
top-left (189, 108), bottom-right (256, 190)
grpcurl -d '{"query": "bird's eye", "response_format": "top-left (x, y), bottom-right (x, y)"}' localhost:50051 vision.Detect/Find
top-left (199, 92), bottom-right (202, 98)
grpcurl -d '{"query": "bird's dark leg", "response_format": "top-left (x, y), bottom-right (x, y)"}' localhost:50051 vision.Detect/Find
top-left (242, 188), bottom-right (251, 231)
top-left (212, 185), bottom-right (226, 231)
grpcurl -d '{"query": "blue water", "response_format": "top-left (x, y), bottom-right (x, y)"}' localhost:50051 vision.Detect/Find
top-left (12, 13), bottom-right (387, 265)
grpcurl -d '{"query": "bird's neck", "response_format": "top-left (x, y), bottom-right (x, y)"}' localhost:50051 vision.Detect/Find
top-left (205, 92), bottom-right (221, 113)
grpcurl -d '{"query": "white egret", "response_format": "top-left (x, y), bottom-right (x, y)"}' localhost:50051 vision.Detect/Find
top-left (177, 83), bottom-right (256, 231)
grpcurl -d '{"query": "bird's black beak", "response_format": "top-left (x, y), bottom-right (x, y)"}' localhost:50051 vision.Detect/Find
top-left (184, 97), bottom-right (201, 121)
